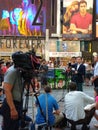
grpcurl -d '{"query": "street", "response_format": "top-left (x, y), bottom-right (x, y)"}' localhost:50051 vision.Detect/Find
top-left (0, 85), bottom-right (98, 130)
top-left (28, 85), bottom-right (98, 130)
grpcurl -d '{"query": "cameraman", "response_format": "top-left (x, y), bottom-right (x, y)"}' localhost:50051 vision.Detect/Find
top-left (0, 61), bottom-right (24, 130)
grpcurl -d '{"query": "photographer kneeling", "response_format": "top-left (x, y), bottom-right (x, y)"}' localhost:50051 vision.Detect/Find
top-left (64, 82), bottom-right (95, 130)
top-left (35, 86), bottom-right (65, 130)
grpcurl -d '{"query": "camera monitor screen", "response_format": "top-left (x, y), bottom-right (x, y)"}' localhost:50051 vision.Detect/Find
top-left (62, 0), bottom-right (94, 40)
top-left (0, 0), bottom-right (46, 36)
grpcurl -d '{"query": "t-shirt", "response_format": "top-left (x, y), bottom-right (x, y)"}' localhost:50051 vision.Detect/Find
top-left (64, 91), bottom-right (94, 121)
top-left (95, 96), bottom-right (98, 102)
top-left (35, 93), bottom-right (59, 125)
top-left (94, 62), bottom-right (98, 77)
top-left (70, 12), bottom-right (92, 29)
top-left (4, 65), bottom-right (23, 102)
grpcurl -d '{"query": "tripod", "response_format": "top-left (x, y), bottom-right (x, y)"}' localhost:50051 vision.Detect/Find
top-left (57, 71), bottom-right (71, 103)
top-left (19, 78), bottom-right (52, 130)
top-left (19, 80), bottom-right (33, 130)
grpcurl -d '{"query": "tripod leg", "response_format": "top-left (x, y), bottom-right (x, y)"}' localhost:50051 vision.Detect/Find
top-left (38, 126), bottom-right (43, 130)
top-left (45, 126), bottom-right (48, 130)
top-left (45, 126), bottom-right (52, 130)
top-left (50, 126), bottom-right (52, 130)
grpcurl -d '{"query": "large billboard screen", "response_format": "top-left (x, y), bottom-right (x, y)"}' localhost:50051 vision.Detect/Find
top-left (62, 0), bottom-right (93, 40)
top-left (96, 0), bottom-right (98, 38)
top-left (0, 0), bottom-right (46, 36)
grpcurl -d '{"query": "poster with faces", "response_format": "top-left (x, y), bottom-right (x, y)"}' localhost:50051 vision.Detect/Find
top-left (62, 0), bottom-right (93, 40)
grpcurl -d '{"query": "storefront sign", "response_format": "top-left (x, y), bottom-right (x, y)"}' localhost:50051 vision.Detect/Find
top-left (0, 39), bottom-right (44, 56)
top-left (49, 52), bottom-right (81, 57)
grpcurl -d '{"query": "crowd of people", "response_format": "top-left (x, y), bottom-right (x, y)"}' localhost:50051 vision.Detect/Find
top-left (0, 52), bottom-right (98, 130)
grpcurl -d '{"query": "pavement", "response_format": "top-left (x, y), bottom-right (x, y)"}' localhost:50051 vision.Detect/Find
top-left (0, 85), bottom-right (98, 130)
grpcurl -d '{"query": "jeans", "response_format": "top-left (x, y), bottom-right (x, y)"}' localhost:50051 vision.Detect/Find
top-left (0, 99), bottom-right (22, 130)
top-left (93, 78), bottom-right (98, 88)
top-left (76, 82), bottom-right (83, 91)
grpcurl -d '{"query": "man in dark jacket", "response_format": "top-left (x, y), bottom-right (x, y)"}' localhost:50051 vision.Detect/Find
top-left (71, 56), bottom-right (86, 91)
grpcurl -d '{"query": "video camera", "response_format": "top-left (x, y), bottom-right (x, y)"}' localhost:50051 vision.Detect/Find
top-left (12, 50), bottom-right (41, 129)
top-left (12, 49), bottom-right (41, 80)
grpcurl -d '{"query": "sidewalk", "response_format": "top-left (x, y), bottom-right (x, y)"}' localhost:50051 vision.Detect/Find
top-left (27, 85), bottom-right (98, 130)
top-left (0, 85), bottom-right (98, 130)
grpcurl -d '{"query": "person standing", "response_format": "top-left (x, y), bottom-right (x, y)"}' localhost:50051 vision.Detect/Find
top-left (0, 59), bottom-right (4, 87)
top-left (91, 54), bottom-right (98, 88)
top-left (93, 87), bottom-right (98, 128)
top-left (2, 61), bottom-right (11, 74)
top-left (72, 56), bottom-right (86, 91)
top-left (0, 54), bottom-right (24, 130)
top-left (39, 59), bottom-right (48, 87)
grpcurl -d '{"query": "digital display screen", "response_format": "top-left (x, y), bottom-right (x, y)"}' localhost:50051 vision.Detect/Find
top-left (62, 0), bottom-right (93, 40)
top-left (0, 0), bottom-right (46, 36)
top-left (96, 0), bottom-right (98, 38)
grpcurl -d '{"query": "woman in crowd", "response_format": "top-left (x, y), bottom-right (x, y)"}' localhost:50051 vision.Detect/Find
top-left (63, 1), bottom-right (79, 33)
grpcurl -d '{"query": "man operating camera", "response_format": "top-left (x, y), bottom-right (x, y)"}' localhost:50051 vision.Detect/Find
top-left (0, 55), bottom-right (24, 130)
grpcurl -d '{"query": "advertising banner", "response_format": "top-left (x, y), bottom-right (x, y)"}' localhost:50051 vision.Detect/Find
top-left (47, 68), bottom-right (66, 89)
top-left (0, 39), bottom-right (44, 57)
top-left (49, 40), bottom-right (80, 52)
top-left (63, 0), bottom-right (93, 40)
top-left (96, 0), bottom-right (98, 38)
top-left (0, 0), bottom-right (46, 36)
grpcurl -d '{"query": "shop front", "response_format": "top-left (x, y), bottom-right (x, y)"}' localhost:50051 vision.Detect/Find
top-left (48, 40), bottom-right (81, 66)
top-left (0, 38), bottom-right (45, 61)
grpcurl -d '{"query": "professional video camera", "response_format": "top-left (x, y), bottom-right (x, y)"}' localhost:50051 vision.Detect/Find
top-left (12, 49), bottom-right (41, 80)
top-left (12, 50), bottom-right (42, 130)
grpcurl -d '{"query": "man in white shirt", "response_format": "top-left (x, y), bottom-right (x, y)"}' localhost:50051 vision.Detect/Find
top-left (92, 54), bottom-right (98, 87)
top-left (64, 82), bottom-right (95, 130)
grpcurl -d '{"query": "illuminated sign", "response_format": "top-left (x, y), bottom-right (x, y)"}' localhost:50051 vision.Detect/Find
top-left (0, 39), bottom-right (44, 56)
top-left (62, 0), bottom-right (94, 40)
top-left (95, 0), bottom-right (98, 38)
top-left (0, 0), bottom-right (46, 36)
top-left (49, 40), bottom-right (80, 52)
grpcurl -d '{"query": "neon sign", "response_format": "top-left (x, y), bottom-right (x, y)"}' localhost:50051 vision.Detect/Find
top-left (0, 0), bottom-right (46, 36)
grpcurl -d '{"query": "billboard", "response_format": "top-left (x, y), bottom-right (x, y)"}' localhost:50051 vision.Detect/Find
top-left (49, 40), bottom-right (81, 57)
top-left (62, 0), bottom-right (94, 40)
top-left (0, 0), bottom-right (46, 36)
top-left (49, 40), bottom-right (80, 52)
top-left (95, 0), bottom-right (98, 38)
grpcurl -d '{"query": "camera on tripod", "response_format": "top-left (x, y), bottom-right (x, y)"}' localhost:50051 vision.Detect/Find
top-left (12, 49), bottom-right (41, 80)
top-left (12, 49), bottom-right (41, 130)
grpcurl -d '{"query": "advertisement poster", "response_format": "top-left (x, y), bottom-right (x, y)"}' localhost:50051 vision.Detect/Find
top-left (0, 0), bottom-right (46, 36)
top-left (96, 0), bottom-right (98, 38)
top-left (47, 68), bottom-right (66, 89)
top-left (63, 0), bottom-right (93, 40)
top-left (49, 40), bottom-right (80, 52)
